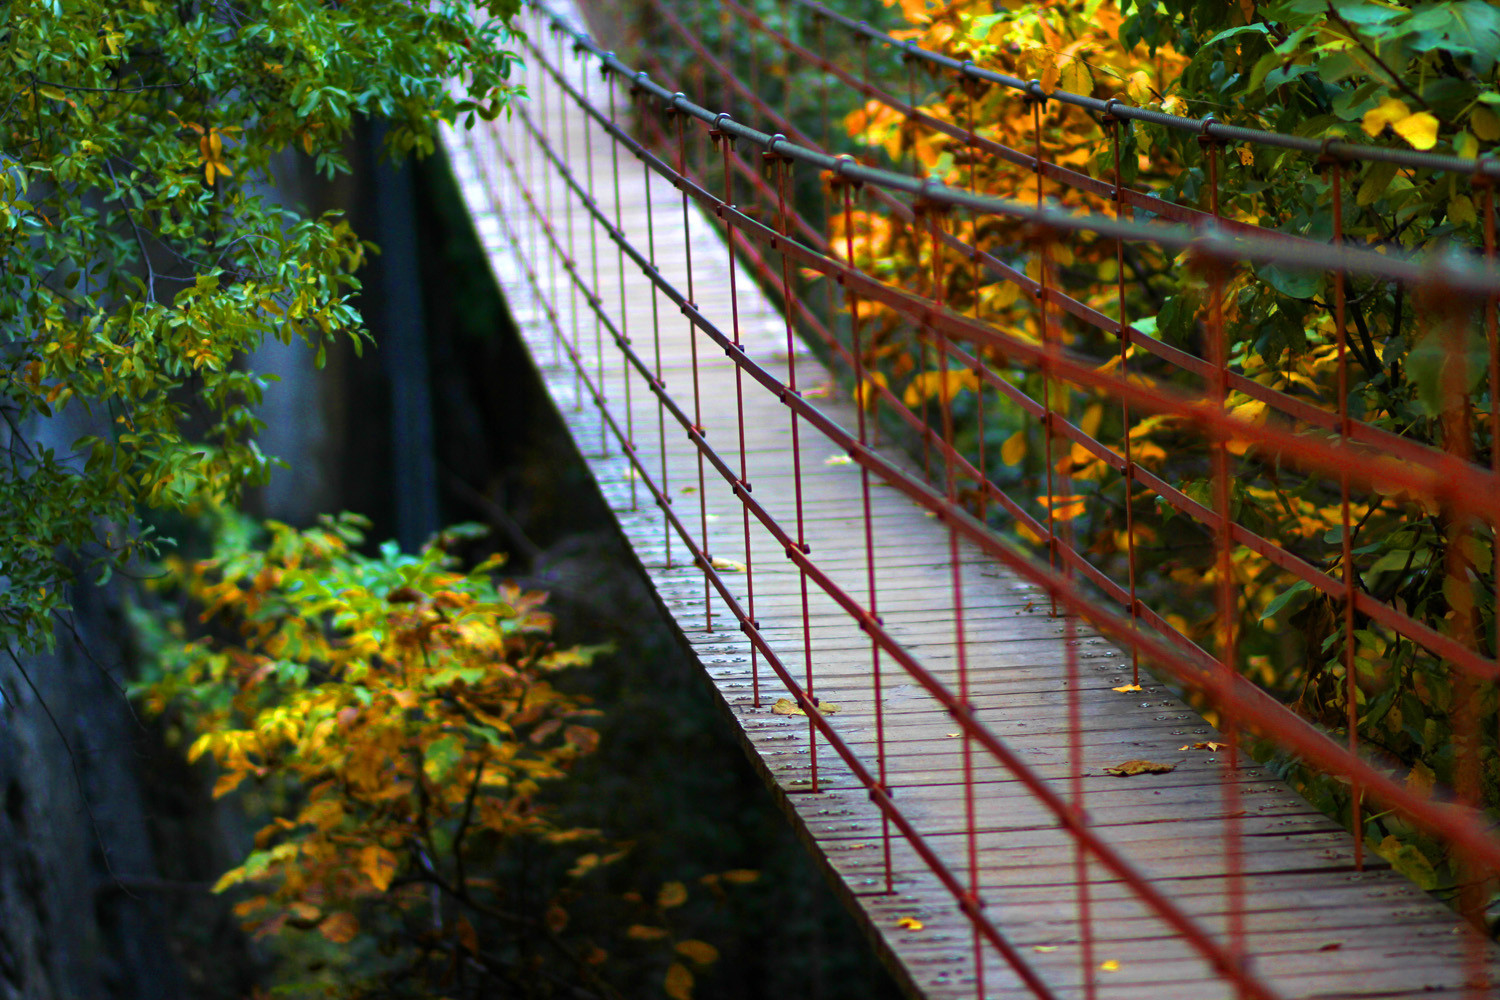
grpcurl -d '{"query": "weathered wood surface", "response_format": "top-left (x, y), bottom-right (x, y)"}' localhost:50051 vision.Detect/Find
top-left (439, 9), bottom-right (1500, 996)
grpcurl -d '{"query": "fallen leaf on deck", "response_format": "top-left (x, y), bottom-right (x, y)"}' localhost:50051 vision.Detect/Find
top-left (1100, 959), bottom-right (1121, 972)
top-left (946, 732), bottom-right (961, 738)
top-left (896, 917), bottom-right (924, 931)
top-left (1105, 760), bottom-right (1176, 777)
top-left (1318, 941), bottom-right (1343, 952)
top-left (824, 454), bottom-right (853, 466)
top-left (1111, 683), bottom-right (1143, 693)
top-left (710, 557), bottom-right (747, 572)
top-left (772, 697), bottom-right (840, 716)
top-left (1177, 741), bottom-right (1227, 752)
top-left (1032, 945), bottom-right (1058, 953)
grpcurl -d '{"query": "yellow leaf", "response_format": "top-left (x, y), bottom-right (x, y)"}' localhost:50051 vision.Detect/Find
top-left (1236, 146), bottom-right (1254, 167)
top-left (676, 939), bottom-right (720, 965)
top-left (1472, 107), bottom-right (1500, 142)
top-left (823, 454), bottom-right (853, 466)
top-left (213, 770), bottom-right (248, 798)
top-left (720, 869), bottom-right (759, 884)
top-left (1111, 683), bottom-right (1143, 693)
top-left (772, 696), bottom-right (839, 715)
top-left (1126, 70), bottom-right (1152, 105)
top-left (1100, 959), bottom-right (1121, 972)
top-left (1392, 111), bottom-right (1439, 151)
top-left (709, 557), bottom-right (747, 572)
top-left (665, 962), bottom-right (695, 1000)
top-left (318, 911), bottom-right (359, 944)
top-left (897, 916), bottom-right (924, 930)
top-left (1449, 194), bottom-right (1477, 226)
top-left (627, 924), bottom-right (670, 941)
top-left (658, 881), bottom-right (688, 909)
top-left (359, 844), bottom-right (400, 892)
top-left (1001, 430), bottom-right (1027, 466)
top-left (1059, 57), bottom-right (1090, 96)
top-left (1104, 759), bottom-right (1175, 776)
top-left (1033, 944), bottom-right (1059, 953)
top-left (1362, 97), bottom-right (1411, 138)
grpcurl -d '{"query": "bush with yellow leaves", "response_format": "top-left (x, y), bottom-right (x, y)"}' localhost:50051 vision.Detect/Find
top-left (140, 513), bottom-right (749, 998)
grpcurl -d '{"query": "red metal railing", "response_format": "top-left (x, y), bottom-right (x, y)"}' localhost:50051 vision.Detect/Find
top-left (451, 1), bottom-right (1500, 995)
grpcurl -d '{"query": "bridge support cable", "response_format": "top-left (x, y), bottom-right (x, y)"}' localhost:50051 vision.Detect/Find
top-left (441, 1), bottom-right (1500, 996)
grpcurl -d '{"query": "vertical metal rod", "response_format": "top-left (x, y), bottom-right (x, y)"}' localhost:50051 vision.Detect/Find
top-left (1034, 95), bottom-right (1059, 617)
top-left (775, 152), bottom-right (818, 791)
top-left (582, 47), bottom-right (607, 455)
top-left (720, 132), bottom-right (761, 707)
top-left (639, 90), bottom-right (673, 568)
top-left (540, 25), bottom-right (561, 370)
top-left (1327, 159), bottom-right (1363, 869)
top-left (676, 109), bottom-right (714, 631)
top-left (608, 72), bottom-right (637, 510)
top-left (928, 205), bottom-right (984, 998)
top-left (842, 175), bottom-right (890, 890)
top-left (965, 76), bottom-right (988, 524)
top-left (1109, 116), bottom-right (1142, 687)
top-left (1203, 139), bottom-right (1248, 996)
top-left (558, 28), bottom-right (583, 411)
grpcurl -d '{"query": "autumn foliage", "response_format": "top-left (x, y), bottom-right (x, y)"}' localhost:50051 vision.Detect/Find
top-left (141, 515), bottom-right (748, 997)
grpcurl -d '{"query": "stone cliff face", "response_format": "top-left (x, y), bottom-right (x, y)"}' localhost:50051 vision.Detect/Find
top-left (1, 584), bottom-right (185, 1000)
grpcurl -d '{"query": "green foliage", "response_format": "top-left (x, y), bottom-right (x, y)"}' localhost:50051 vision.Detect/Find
top-left (0, 0), bottom-right (522, 650)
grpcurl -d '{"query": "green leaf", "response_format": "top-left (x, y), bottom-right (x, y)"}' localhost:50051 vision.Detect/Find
top-left (1261, 579), bottom-right (1314, 621)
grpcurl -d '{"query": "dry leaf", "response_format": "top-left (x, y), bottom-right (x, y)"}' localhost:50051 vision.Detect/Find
top-left (1178, 741), bottom-right (1226, 752)
top-left (1100, 959), bottom-right (1121, 972)
top-left (709, 557), bottom-right (747, 572)
top-left (676, 939), bottom-right (720, 965)
top-left (1104, 760), bottom-right (1175, 776)
top-left (1318, 941), bottom-right (1343, 952)
top-left (1032, 944), bottom-right (1059, 953)
top-left (772, 697), bottom-right (839, 715)
top-left (1111, 683), bottom-right (1143, 693)
top-left (657, 881), bottom-right (688, 909)
top-left (824, 454), bottom-right (853, 466)
top-left (897, 917), bottom-right (924, 931)
top-left (664, 961), bottom-right (694, 1000)
top-left (318, 911), bottom-right (359, 944)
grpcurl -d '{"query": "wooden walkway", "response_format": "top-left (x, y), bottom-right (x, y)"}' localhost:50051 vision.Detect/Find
top-left (439, 8), bottom-right (1500, 996)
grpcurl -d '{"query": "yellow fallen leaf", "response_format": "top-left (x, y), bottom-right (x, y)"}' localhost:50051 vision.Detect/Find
top-left (772, 697), bottom-right (839, 715)
top-left (1100, 959), bottom-right (1121, 972)
top-left (1111, 683), bottom-right (1143, 693)
top-left (1178, 741), bottom-right (1227, 752)
top-left (1104, 760), bottom-right (1176, 776)
top-left (824, 454), bottom-right (853, 466)
top-left (1033, 944), bottom-right (1059, 953)
top-left (897, 917), bottom-right (924, 930)
top-left (710, 557), bottom-right (747, 572)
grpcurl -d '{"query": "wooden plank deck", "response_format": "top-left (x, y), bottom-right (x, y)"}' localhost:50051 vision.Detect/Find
top-left (439, 9), bottom-right (1500, 996)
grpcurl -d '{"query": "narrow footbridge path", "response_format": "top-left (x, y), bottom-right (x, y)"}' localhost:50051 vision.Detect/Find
top-left (441, 3), bottom-right (1500, 997)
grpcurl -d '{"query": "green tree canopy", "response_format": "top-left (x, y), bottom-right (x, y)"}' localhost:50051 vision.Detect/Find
top-left (1, 0), bottom-right (522, 650)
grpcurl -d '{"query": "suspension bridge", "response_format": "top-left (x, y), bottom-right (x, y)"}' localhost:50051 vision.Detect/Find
top-left (441, 2), bottom-right (1500, 996)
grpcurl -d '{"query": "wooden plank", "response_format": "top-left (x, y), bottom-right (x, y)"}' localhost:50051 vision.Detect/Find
top-left (439, 17), bottom-right (1500, 999)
